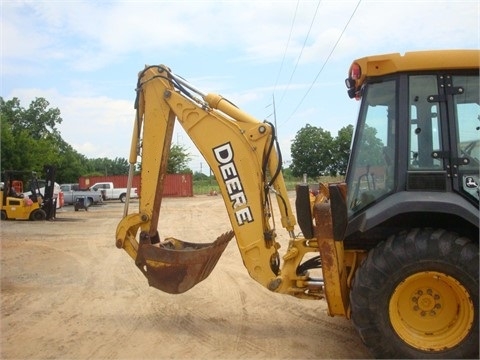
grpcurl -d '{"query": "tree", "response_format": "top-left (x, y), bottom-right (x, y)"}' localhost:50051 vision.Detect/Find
top-left (357, 124), bottom-right (385, 167)
top-left (133, 144), bottom-right (191, 174)
top-left (0, 110), bottom-right (20, 169)
top-left (289, 124), bottom-right (334, 178)
top-left (21, 97), bottom-right (62, 140)
top-left (111, 157), bottom-right (130, 174)
top-left (56, 142), bottom-right (90, 183)
top-left (193, 171), bottom-right (209, 181)
top-left (1, 96), bottom-right (191, 183)
top-left (1, 97), bottom-right (65, 174)
top-left (167, 144), bottom-right (191, 173)
top-left (83, 157), bottom-right (130, 176)
top-left (331, 125), bottom-right (354, 176)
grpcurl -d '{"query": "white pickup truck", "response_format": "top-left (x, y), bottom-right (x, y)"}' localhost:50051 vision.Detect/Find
top-left (90, 182), bottom-right (138, 202)
top-left (59, 184), bottom-right (104, 205)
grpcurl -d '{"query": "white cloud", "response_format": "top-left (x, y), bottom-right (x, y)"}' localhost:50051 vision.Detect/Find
top-left (2, 0), bottom-right (478, 168)
top-left (58, 96), bottom-right (134, 158)
top-left (3, 1), bottom-right (477, 75)
top-left (7, 87), bottom-right (133, 159)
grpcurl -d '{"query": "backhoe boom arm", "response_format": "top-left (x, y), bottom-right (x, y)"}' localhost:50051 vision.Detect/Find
top-left (116, 65), bottom-right (321, 297)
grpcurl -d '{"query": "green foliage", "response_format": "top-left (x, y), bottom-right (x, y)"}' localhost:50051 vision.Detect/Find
top-left (281, 167), bottom-right (294, 181)
top-left (84, 157), bottom-right (130, 176)
top-left (167, 144), bottom-right (191, 174)
top-left (0, 97), bottom-right (136, 184)
top-left (193, 174), bottom-right (219, 194)
top-left (355, 124), bottom-right (385, 167)
top-left (20, 97), bottom-right (63, 140)
top-left (1, 96), bottom-right (350, 188)
top-left (193, 171), bottom-right (209, 181)
top-left (332, 124), bottom-right (354, 176)
top-left (1, 96), bottom-right (195, 183)
top-left (289, 123), bottom-right (353, 178)
top-left (1, 97), bottom-right (67, 176)
top-left (289, 124), bottom-right (334, 178)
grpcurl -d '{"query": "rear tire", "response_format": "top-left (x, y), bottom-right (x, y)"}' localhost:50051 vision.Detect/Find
top-left (350, 228), bottom-right (478, 359)
top-left (1, 210), bottom-right (7, 220)
top-left (30, 209), bottom-right (47, 221)
top-left (119, 193), bottom-right (126, 203)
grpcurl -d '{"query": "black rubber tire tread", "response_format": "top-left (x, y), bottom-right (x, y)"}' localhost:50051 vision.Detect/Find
top-left (350, 228), bottom-right (479, 359)
top-left (30, 209), bottom-right (47, 221)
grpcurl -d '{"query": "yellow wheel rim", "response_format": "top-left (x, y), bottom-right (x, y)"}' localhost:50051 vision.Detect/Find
top-left (389, 271), bottom-right (474, 352)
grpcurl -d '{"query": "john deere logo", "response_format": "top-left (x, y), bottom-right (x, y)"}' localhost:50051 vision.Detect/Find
top-left (213, 142), bottom-right (253, 226)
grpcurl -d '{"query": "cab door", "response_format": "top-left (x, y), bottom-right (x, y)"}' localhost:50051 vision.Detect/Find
top-left (407, 72), bottom-right (479, 206)
top-left (448, 74), bottom-right (479, 205)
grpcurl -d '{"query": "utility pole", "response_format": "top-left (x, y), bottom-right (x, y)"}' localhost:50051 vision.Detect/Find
top-left (272, 94), bottom-right (277, 129)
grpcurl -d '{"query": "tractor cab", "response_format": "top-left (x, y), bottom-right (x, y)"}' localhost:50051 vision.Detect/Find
top-left (343, 51), bottom-right (479, 248)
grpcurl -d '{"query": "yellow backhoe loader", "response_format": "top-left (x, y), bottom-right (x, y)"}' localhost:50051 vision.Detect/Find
top-left (116, 50), bottom-right (479, 358)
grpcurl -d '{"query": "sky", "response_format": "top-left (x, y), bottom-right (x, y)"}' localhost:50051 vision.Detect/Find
top-left (2, 0), bottom-right (479, 174)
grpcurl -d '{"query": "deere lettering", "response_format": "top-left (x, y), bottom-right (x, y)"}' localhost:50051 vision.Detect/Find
top-left (213, 143), bottom-right (253, 225)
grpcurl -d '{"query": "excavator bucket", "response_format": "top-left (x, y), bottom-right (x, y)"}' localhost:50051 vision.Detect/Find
top-left (135, 231), bottom-right (234, 294)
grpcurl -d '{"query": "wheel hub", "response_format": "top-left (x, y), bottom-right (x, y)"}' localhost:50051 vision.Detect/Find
top-left (411, 288), bottom-right (442, 317)
top-left (389, 271), bottom-right (474, 352)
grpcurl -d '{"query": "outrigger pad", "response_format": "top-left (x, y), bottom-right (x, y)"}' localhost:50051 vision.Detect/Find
top-left (136, 231), bottom-right (234, 294)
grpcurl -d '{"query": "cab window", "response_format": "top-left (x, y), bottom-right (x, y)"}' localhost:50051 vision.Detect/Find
top-left (453, 74), bottom-right (479, 201)
top-left (347, 79), bottom-right (396, 213)
top-left (408, 75), bottom-right (443, 170)
top-left (453, 75), bottom-right (479, 170)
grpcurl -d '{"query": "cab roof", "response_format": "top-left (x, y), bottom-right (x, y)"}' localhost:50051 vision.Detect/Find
top-left (353, 49), bottom-right (479, 81)
top-left (346, 50), bottom-right (479, 99)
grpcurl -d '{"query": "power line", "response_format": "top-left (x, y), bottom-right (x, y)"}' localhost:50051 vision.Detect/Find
top-left (279, 0), bottom-right (362, 128)
top-left (273, 0), bottom-right (300, 95)
top-left (277, 0), bottom-right (322, 108)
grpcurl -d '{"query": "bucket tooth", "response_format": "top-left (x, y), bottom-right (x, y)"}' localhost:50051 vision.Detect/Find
top-left (135, 231), bottom-right (234, 294)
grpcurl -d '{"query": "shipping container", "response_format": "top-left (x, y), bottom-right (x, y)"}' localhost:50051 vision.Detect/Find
top-left (79, 174), bottom-right (193, 197)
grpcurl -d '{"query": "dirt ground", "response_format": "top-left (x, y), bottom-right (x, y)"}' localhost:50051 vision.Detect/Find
top-left (1, 195), bottom-right (371, 360)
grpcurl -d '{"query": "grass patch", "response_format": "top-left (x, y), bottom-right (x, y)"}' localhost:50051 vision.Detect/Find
top-left (193, 176), bottom-right (344, 195)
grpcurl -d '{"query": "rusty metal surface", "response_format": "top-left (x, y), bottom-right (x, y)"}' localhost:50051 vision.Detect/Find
top-left (314, 201), bottom-right (349, 317)
top-left (135, 230), bottom-right (234, 294)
